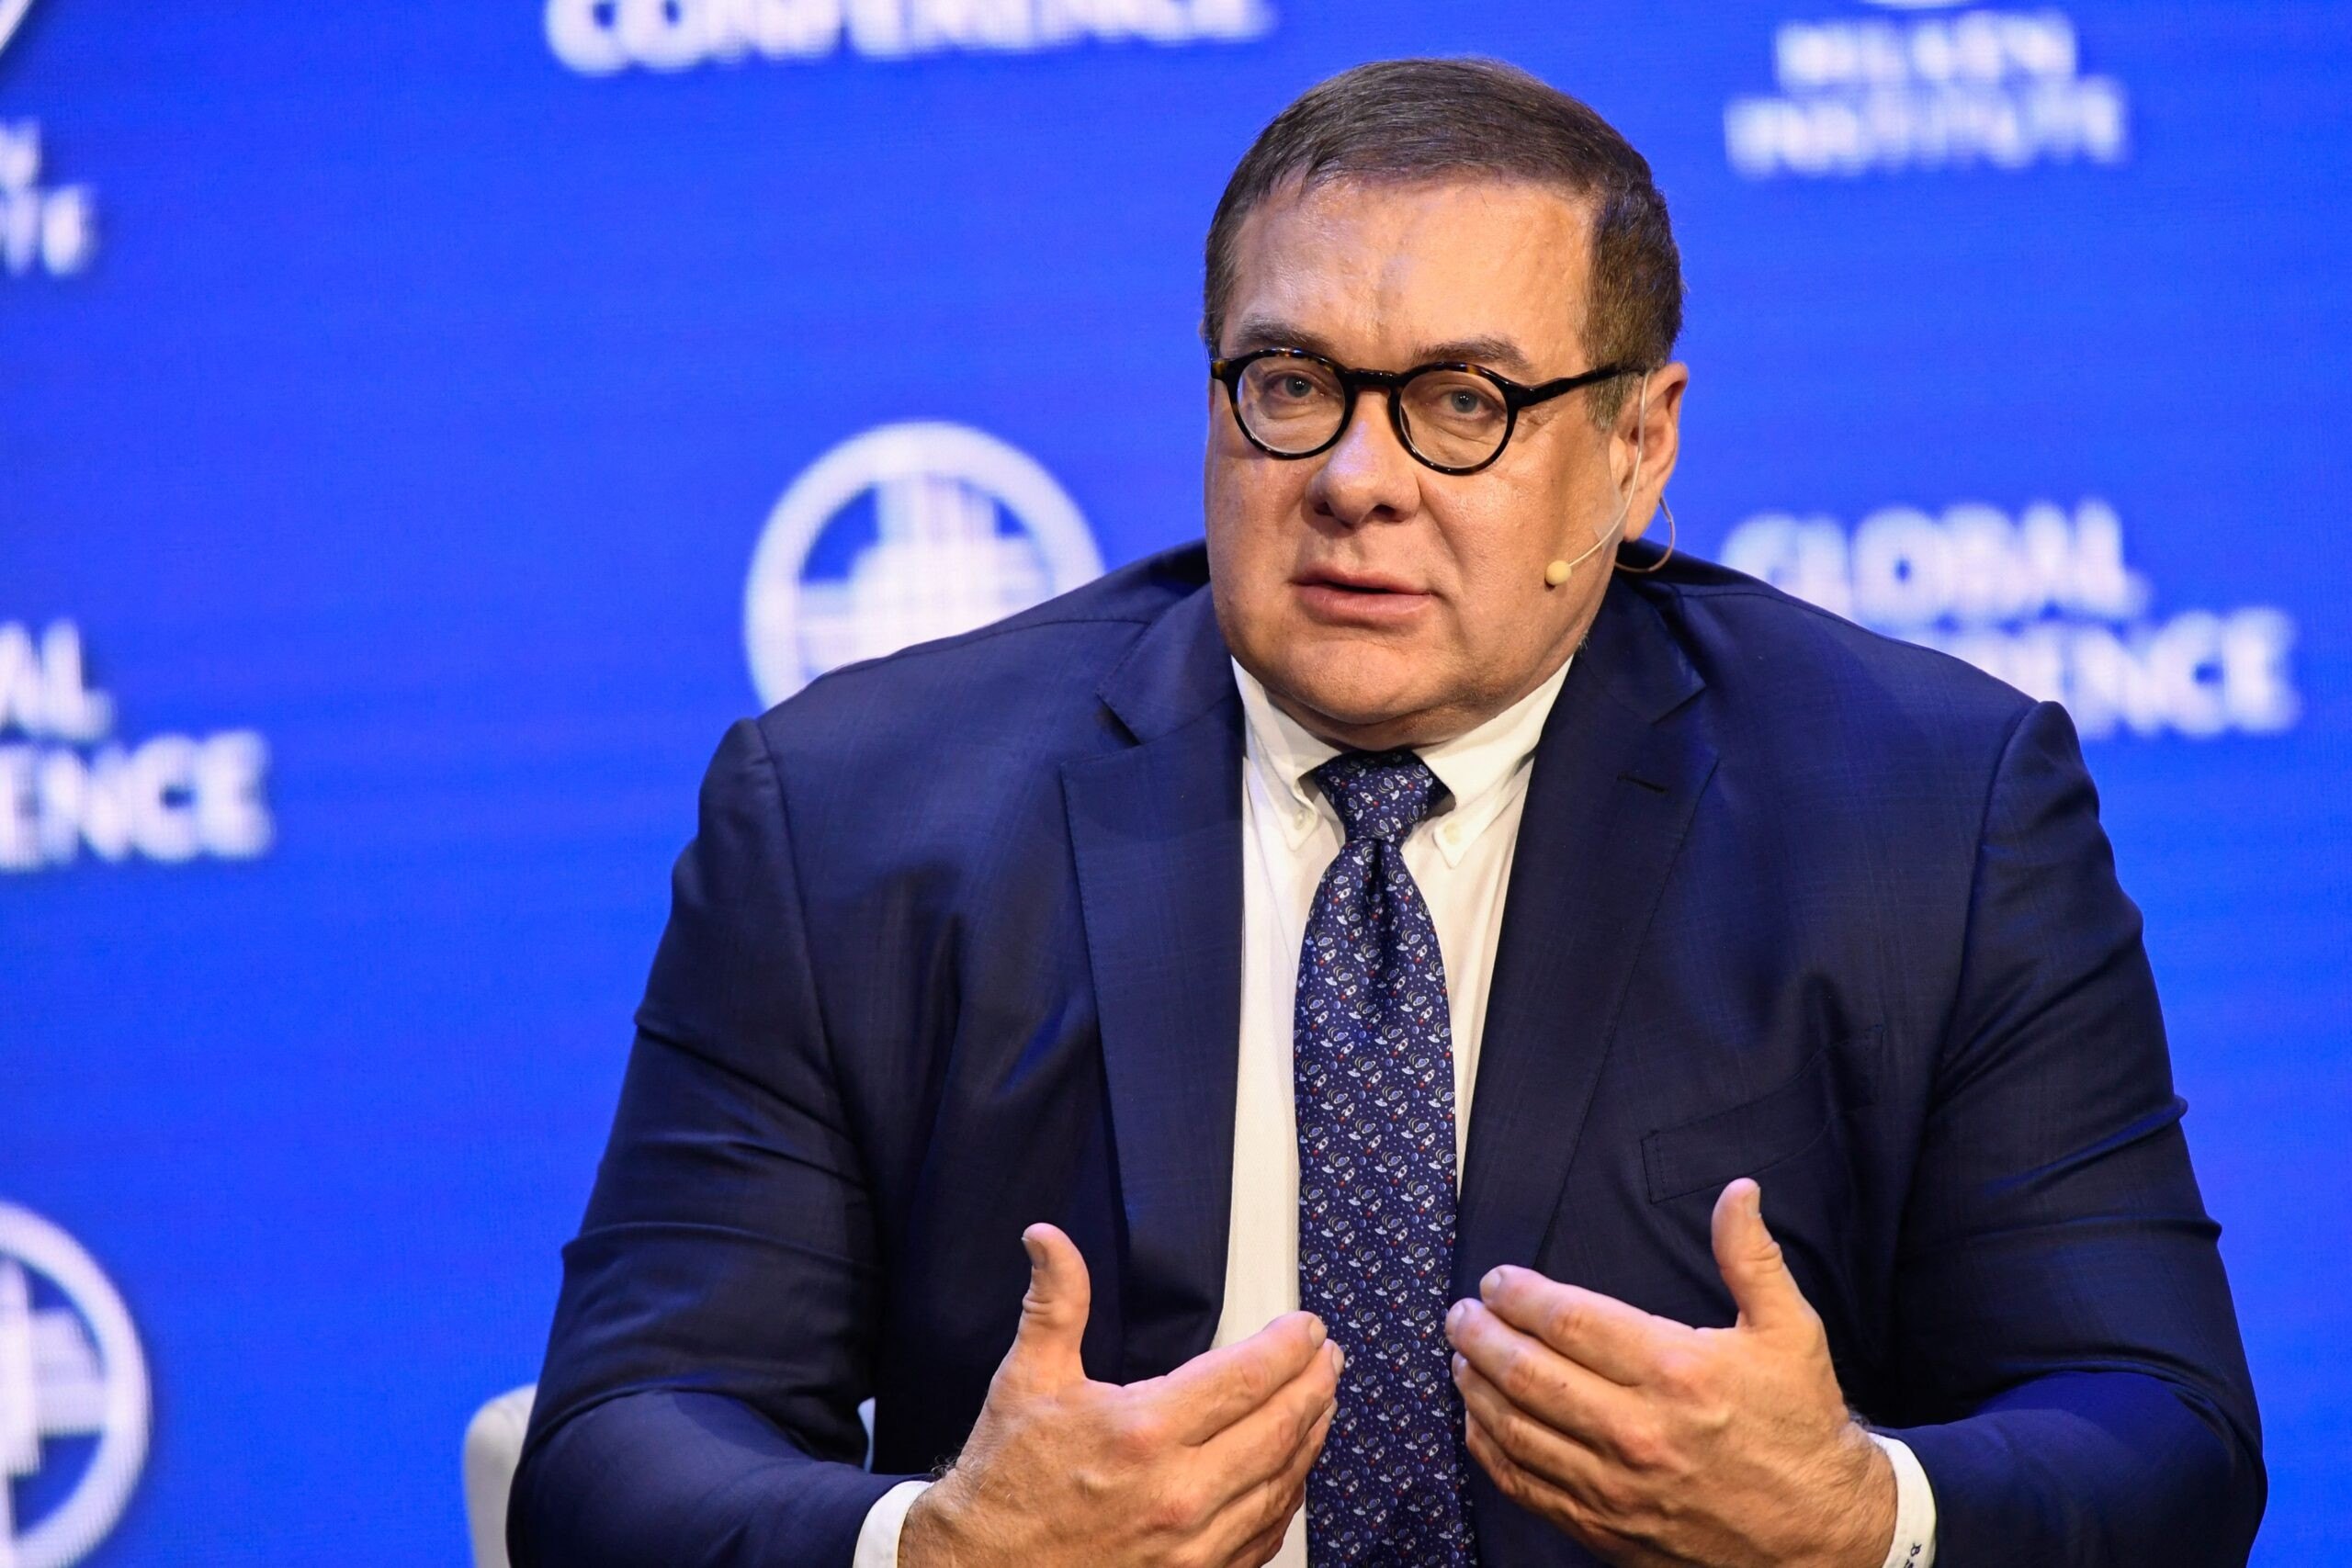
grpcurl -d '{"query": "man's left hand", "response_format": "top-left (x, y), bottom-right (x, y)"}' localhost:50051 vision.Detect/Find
top-left (1445, 1178), bottom-right (1894, 1568)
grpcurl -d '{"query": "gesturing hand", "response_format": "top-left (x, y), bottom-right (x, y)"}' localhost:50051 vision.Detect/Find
top-left (901, 1224), bottom-right (1342, 1568)
top-left (1446, 1179), bottom-right (1894, 1568)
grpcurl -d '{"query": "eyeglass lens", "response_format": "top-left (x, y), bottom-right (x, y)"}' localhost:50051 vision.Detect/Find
top-left (1234, 357), bottom-right (1512, 469)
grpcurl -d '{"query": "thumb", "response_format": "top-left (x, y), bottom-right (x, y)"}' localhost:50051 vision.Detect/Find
top-left (1712, 1179), bottom-right (1811, 1336)
top-left (1004, 1223), bottom-right (1092, 1390)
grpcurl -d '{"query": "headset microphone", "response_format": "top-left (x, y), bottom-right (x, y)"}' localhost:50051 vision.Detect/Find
top-left (1544, 371), bottom-right (1651, 588)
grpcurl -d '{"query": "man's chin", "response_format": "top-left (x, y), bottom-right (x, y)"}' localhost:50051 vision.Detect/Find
top-left (1253, 660), bottom-right (1455, 750)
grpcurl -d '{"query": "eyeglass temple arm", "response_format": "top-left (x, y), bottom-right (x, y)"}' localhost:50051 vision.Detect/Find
top-left (1514, 363), bottom-right (1637, 407)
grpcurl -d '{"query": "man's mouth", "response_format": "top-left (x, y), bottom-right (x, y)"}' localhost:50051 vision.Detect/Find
top-left (1292, 570), bottom-right (1434, 622)
top-left (1295, 569), bottom-right (1421, 595)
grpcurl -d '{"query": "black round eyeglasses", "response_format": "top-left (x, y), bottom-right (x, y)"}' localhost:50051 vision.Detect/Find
top-left (1209, 347), bottom-right (1634, 476)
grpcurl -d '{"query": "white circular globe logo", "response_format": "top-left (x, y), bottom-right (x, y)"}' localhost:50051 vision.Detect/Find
top-left (0, 1203), bottom-right (149, 1568)
top-left (744, 422), bottom-right (1104, 706)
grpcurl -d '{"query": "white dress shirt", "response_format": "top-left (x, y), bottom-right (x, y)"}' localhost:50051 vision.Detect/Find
top-left (854, 657), bottom-right (1935, 1568)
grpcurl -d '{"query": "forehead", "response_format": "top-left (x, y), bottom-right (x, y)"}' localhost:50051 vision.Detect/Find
top-left (1221, 176), bottom-right (1594, 372)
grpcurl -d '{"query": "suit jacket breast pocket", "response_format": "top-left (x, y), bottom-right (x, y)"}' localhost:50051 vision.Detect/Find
top-left (1640, 1028), bottom-right (1884, 1204)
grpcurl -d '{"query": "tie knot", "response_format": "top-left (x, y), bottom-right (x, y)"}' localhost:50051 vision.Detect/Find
top-left (1311, 750), bottom-right (1441, 844)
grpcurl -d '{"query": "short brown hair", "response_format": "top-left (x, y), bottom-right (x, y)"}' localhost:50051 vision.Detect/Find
top-left (1203, 58), bottom-right (1683, 422)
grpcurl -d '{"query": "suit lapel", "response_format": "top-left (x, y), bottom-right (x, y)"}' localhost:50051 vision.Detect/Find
top-left (1454, 579), bottom-right (1719, 1295)
top-left (1064, 588), bottom-right (1246, 1380)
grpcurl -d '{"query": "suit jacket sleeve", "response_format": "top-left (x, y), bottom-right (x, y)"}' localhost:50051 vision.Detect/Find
top-left (507, 718), bottom-right (914, 1567)
top-left (1881, 701), bottom-right (2264, 1562)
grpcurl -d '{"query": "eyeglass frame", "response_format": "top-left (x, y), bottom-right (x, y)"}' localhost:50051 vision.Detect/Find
top-left (1208, 346), bottom-right (1637, 477)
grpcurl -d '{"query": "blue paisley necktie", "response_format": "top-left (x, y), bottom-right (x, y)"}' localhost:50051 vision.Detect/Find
top-left (1295, 749), bottom-right (1476, 1566)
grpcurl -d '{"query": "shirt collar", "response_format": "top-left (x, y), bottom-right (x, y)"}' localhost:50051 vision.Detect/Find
top-left (1231, 653), bottom-right (1573, 867)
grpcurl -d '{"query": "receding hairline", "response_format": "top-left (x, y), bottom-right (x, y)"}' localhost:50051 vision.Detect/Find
top-left (1201, 58), bottom-right (1683, 423)
top-left (1238, 164), bottom-right (1606, 228)
top-left (1212, 172), bottom-right (1608, 375)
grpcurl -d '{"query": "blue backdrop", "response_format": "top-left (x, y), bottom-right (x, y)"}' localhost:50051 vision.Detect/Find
top-left (3, 1), bottom-right (2346, 1561)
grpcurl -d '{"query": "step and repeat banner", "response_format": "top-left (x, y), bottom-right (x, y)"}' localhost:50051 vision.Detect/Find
top-left (3, 1), bottom-right (2346, 1562)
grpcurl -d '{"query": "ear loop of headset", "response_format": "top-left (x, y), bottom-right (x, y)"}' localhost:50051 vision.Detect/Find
top-left (1544, 370), bottom-right (1657, 586)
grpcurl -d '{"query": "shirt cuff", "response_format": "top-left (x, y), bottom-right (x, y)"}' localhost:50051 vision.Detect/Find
top-left (853, 1477), bottom-right (933, 1568)
top-left (1867, 1433), bottom-right (1938, 1568)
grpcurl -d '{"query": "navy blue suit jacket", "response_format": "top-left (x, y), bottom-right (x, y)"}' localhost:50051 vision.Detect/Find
top-left (513, 541), bottom-right (2262, 1565)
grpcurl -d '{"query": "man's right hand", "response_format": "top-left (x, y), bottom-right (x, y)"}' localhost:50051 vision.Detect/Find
top-left (899, 1224), bottom-right (1341, 1568)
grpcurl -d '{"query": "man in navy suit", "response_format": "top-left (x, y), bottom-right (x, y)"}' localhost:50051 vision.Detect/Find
top-left (512, 60), bottom-right (2262, 1567)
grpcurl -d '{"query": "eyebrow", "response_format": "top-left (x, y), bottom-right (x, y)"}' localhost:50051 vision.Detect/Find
top-left (1221, 317), bottom-right (1544, 379)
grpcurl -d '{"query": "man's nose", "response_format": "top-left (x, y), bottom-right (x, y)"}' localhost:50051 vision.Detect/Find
top-left (1306, 389), bottom-right (1421, 528)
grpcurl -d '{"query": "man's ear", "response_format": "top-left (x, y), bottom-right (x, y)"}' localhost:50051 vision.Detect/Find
top-left (1616, 361), bottom-right (1690, 541)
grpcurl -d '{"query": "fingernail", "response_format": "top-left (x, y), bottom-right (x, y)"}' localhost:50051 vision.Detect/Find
top-left (1452, 1352), bottom-right (1467, 1381)
top-left (1481, 1268), bottom-right (1503, 1297)
top-left (1446, 1300), bottom-right (1467, 1334)
top-left (1306, 1314), bottom-right (1328, 1347)
top-left (1327, 1341), bottom-right (1346, 1374)
top-left (1021, 1231), bottom-right (1045, 1268)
